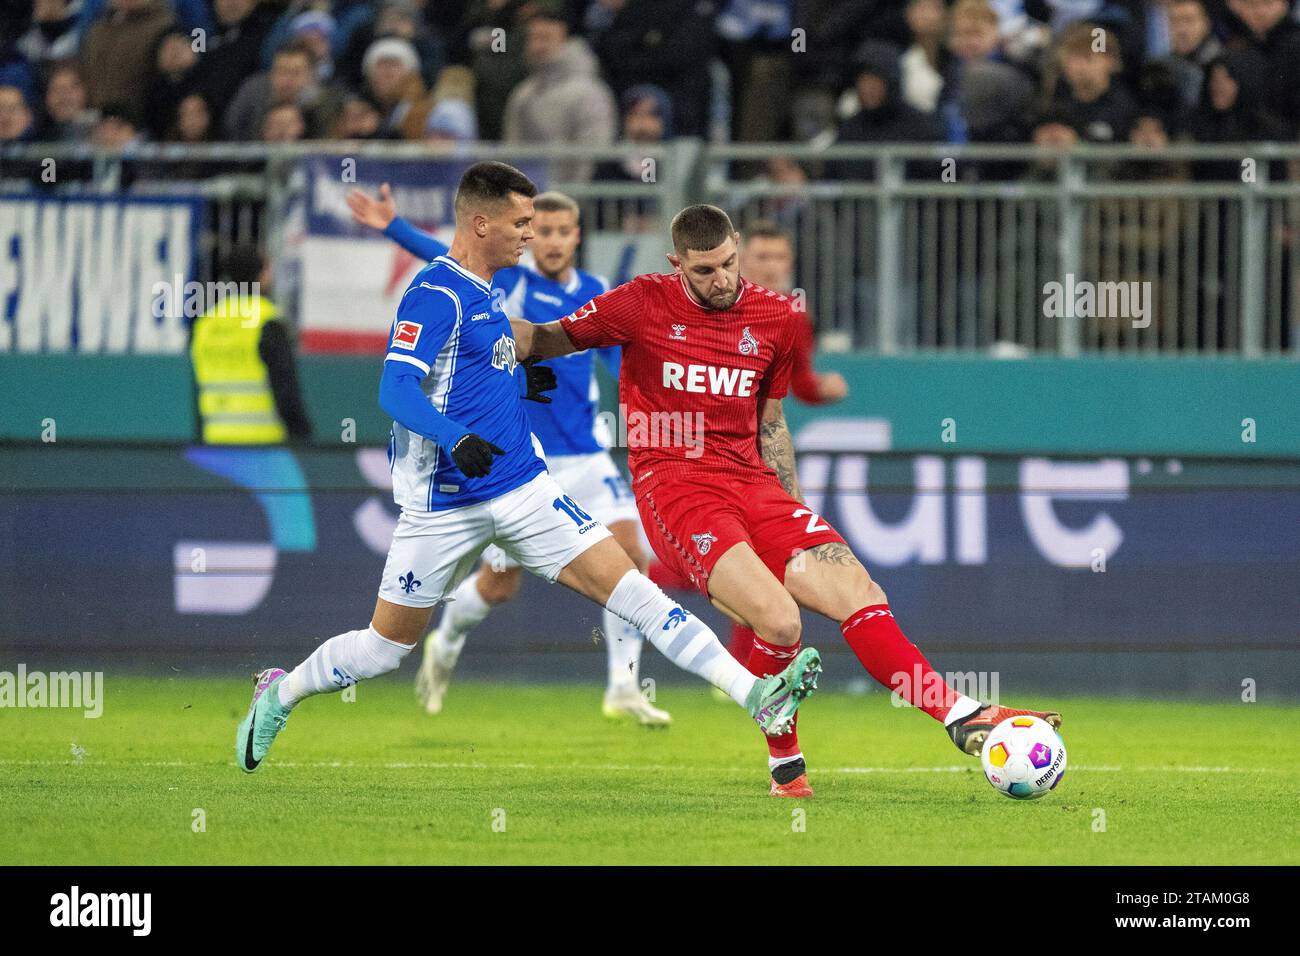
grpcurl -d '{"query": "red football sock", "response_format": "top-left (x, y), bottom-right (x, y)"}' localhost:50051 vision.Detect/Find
top-left (728, 623), bottom-right (756, 663)
top-left (840, 604), bottom-right (959, 722)
top-left (747, 634), bottom-right (801, 760)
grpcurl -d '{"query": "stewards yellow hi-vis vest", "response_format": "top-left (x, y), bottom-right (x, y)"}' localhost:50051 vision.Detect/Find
top-left (190, 294), bottom-right (287, 445)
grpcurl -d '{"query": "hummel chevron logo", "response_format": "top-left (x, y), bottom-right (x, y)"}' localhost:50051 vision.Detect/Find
top-left (399, 571), bottom-right (422, 594)
top-left (847, 608), bottom-right (894, 629)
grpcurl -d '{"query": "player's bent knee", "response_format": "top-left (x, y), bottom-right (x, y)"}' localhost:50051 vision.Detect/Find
top-left (752, 599), bottom-right (802, 647)
top-left (859, 574), bottom-right (887, 608)
top-left (478, 567), bottom-right (522, 604)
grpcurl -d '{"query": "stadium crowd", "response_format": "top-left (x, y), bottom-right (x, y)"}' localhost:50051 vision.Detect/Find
top-left (1, 0), bottom-right (1298, 168)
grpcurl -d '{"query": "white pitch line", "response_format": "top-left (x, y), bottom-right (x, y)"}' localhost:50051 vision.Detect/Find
top-left (0, 759), bottom-right (1273, 774)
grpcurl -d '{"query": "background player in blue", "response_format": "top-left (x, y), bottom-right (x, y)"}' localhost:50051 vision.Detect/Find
top-left (236, 162), bottom-right (822, 774)
top-left (347, 185), bottom-right (670, 726)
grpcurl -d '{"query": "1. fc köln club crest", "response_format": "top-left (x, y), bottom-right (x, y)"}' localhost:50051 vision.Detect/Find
top-left (692, 531), bottom-right (717, 555)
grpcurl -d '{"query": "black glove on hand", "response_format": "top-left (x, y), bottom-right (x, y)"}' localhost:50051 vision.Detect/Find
top-left (521, 358), bottom-right (557, 404)
top-left (450, 434), bottom-right (505, 478)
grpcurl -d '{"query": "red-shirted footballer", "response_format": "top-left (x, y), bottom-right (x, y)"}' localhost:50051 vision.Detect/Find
top-left (512, 204), bottom-right (1062, 798)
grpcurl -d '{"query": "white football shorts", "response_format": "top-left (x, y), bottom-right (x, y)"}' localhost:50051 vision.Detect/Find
top-left (378, 470), bottom-right (613, 608)
top-left (481, 451), bottom-right (637, 573)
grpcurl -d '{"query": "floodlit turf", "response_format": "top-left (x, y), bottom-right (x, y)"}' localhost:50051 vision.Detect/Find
top-left (2, 676), bottom-right (1297, 865)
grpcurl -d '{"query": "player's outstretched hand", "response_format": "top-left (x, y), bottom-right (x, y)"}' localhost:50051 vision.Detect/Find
top-left (450, 434), bottom-right (505, 478)
top-left (521, 358), bottom-right (557, 404)
top-left (346, 182), bottom-right (397, 231)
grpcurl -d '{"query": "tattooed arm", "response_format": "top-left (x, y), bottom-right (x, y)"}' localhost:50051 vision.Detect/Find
top-left (759, 398), bottom-right (801, 502)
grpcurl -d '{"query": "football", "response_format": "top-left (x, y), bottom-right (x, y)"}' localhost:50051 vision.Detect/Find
top-left (981, 715), bottom-right (1068, 800)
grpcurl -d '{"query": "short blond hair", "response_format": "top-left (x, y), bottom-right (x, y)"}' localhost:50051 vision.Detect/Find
top-left (951, 0), bottom-right (998, 29)
top-left (532, 190), bottom-right (580, 220)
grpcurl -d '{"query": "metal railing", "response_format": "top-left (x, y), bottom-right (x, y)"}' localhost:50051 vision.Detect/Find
top-left (4, 139), bottom-right (1299, 357)
top-left (706, 142), bottom-right (1300, 357)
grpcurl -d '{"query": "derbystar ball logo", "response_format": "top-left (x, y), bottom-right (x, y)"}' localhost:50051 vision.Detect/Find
top-left (392, 321), bottom-right (422, 350)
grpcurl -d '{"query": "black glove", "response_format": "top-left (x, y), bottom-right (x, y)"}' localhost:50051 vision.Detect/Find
top-left (450, 434), bottom-right (505, 478)
top-left (521, 357), bottom-right (557, 404)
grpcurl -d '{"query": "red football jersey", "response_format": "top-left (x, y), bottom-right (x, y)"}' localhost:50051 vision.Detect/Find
top-left (561, 272), bottom-right (798, 494)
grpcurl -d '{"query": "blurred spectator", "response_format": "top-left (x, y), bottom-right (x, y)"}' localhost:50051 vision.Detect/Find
top-left (589, 0), bottom-right (717, 138)
top-left (1160, 0), bottom-right (1221, 111)
top-left (950, 0), bottom-right (1004, 66)
top-left (960, 60), bottom-right (1037, 167)
top-left (80, 0), bottom-right (176, 124)
top-left (287, 10), bottom-right (338, 83)
top-left (593, 84), bottom-right (669, 226)
top-left (76, 0), bottom-right (213, 35)
top-left (901, 0), bottom-right (949, 114)
top-left (226, 40), bottom-right (343, 141)
top-left (424, 98), bottom-right (477, 142)
top-left (457, 0), bottom-right (532, 141)
top-left (829, 41), bottom-right (945, 178)
top-left (0, 85), bottom-right (37, 143)
top-left (91, 102), bottom-right (143, 150)
top-left (1223, 0), bottom-right (1300, 136)
top-left (170, 91), bottom-right (215, 143)
top-left (502, 11), bottom-right (616, 181)
top-left (337, 1), bottom-right (446, 90)
top-left (1187, 50), bottom-right (1293, 174)
top-left (1039, 22), bottom-right (1137, 143)
top-left (38, 61), bottom-right (96, 141)
top-left (332, 92), bottom-right (383, 139)
top-left (142, 31), bottom-right (199, 141)
top-left (594, 84), bottom-right (671, 181)
top-left (362, 37), bottom-right (435, 139)
top-left (190, 0), bottom-right (281, 123)
top-left (1112, 106), bottom-right (1189, 179)
top-left (261, 102), bottom-right (307, 142)
top-left (741, 219), bottom-right (850, 404)
top-left (716, 0), bottom-right (795, 142)
top-left (423, 66), bottom-right (479, 142)
top-left (788, 1), bottom-right (879, 139)
top-left (18, 0), bottom-right (86, 67)
top-left (939, 0), bottom-right (1009, 140)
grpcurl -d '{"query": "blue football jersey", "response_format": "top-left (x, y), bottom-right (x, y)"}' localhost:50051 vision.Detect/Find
top-left (494, 265), bottom-right (617, 457)
top-left (385, 255), bottom-right (545, 511)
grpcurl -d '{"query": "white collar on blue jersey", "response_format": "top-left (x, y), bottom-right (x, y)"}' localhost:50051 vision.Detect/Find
top-left (434, 255), bottom-right (492, 294)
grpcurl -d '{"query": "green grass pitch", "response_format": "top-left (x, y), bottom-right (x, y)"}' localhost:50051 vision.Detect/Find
top-left (3, 675), bottom-right (1297, 865)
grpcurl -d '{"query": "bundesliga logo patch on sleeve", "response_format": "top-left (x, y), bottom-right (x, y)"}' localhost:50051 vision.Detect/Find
top-left (392, 321), bottom-right (422, 350)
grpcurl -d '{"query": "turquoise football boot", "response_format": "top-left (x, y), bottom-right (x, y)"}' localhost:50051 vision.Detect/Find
top-left (745, 646), bottom-right (822, 735)
top-left (235, 668), bottom-right (293, 773)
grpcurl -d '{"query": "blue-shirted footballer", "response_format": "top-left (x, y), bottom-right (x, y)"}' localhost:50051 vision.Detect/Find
top-left (234, 163), bottom-right (823, 775)
top-left (366, 189), bottom-right (665, 725)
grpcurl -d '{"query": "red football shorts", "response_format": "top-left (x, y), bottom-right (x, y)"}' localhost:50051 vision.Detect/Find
top-left (637, 475), bottom-right (846, 596)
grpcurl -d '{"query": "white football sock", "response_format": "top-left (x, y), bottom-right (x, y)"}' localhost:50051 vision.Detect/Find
top-left (943, 696), bottom-right (983, 726)
top-left (769, 752), bottom-right (805, 771)
top-left (279, 625), bottom-right (413, 708)
top-left (602, 607), bottom-right (643, 694)
top-left (604, 570), bottom-right (756, 706)
top-left (430, 572), bottom-right (493, 669)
